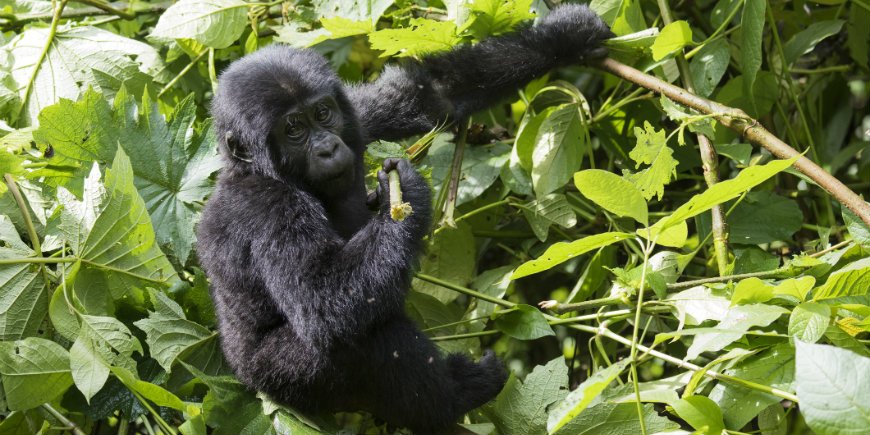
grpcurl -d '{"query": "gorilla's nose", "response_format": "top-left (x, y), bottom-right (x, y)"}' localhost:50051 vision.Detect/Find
top-left (316, 140), bottom-right (339, 158)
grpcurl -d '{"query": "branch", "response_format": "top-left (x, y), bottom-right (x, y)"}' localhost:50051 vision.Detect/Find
top-left (593, 57), bottom-right (870, 228)
top-left (1, 1), bottom-right (170, 29)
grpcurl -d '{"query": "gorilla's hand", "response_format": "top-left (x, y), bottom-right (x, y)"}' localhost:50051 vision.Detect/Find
top-left (535, 4), bottom-right (614, 64)
top-left (378, 159), bottom-right (432, 232)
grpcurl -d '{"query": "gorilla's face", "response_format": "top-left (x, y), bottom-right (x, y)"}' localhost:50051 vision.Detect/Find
top-left (268, 93), bottom-right (356, 197)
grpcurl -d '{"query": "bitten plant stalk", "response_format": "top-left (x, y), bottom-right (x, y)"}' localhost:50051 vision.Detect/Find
top-left (389, 170), bottom-right (413, 222)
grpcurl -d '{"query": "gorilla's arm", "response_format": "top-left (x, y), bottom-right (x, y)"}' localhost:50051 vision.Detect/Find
top-left (252, 164), bottom-right (431, 345)
top-left (348, 4), bottom-right (612, 141)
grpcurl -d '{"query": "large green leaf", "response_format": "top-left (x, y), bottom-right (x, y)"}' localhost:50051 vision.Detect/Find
top-left (726, 191), bottom-right (803, 244)
top-left (689, 38), bottom-right (730, 98)
top-left (783, 20), bottom-right (845, 64)
top-left (484, 357), bottom-right (569, 435)
top-left (0, 215), bottom-right (45, 340)
top-left (651, 20), bottom-right (692, 60)
top-left (813, 257), bottom-right (870, 300)
top-left (670, 396), bottom-right (725, 434)
top-left (788, 302), bottom-right (830, 343)
top-left (494, 304), bottom-right (554, 340)
top-left (684, 304), bottom-right (787, 360)
top-left (708, 344), bottom-right (795, 428)
top-left (574, 169), bottom-right (647, 225)
top-left (36, 89), bottom-right (221, 264)
top-left (521, 193), bottom-right (577, 242)
top-left (553, 402), bottom-right (678, 435)
top-left (6, 26), bottom-right (166, 125)
top-left (58, 148), bottom-right (178, 298)
top-left (512, 232), bottom-right (632, 279)
top-left (134, 291), bottom-right (213, 372)
top-left (0, 337), bottom-right (73, 410)
top-left (652, 157), bottom-right (797, 233)
top-left (151, 0), bottom-right (249, 49)
top-left (467, 0), bottom-right (534, 37)
top-left (110, 366), bottom-right (186, 411)
top-left (412, 222), bottom-right (476, 303)
top-left (796, 341), bottom-right (870, 435)
top-left (531, 104), bottom-right (586, 197)
top-left (70, 314), bottom-right (142, 402)
top-left (369, 18), bottom-right (459, 57)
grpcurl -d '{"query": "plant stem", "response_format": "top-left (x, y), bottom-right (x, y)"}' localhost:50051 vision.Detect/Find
top-left (431, 330), bottom-right (500, 341)
top-left (440, 119), bottom-right (470, 227)
top-left (810, 239), bottom-right (853, 258)
top-left (71, 0), bottom-right (133, 19)
top-left (656, 0), bottom-right (729, 276)
top-left (16, 0), bottom-right (68, 125)
top-left (544, 296), bottom-right (625, 314)
top-left (593, 57), bottom-right (870, 228)
top-left (667, 269), bottom-right (785, 290)
top-left (4, 174), bottom-right (54, 327)
top-left (42, 404), bottom-right (87, 435)
top-left (628, 240), bottom-right (652, 435)
top-left (158, 50), bottom-right (208, 97)
top-left (0, 257), bottom-right (78, 265)
top-left (433, 198), bottom-right (513, 235)
top-left (414, 273), bottom-right (514, 308)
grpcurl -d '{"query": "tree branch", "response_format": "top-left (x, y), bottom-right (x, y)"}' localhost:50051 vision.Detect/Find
top-left (593, 57), bottom-right (870, 228)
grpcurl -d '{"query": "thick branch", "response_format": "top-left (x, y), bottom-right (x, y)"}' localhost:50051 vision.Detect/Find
top-left (594, 57), bottom-right (870, 228)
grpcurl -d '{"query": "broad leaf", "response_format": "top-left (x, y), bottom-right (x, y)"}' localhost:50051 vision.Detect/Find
top-left (0, 337), bottom-right (73, 410)
top-left (689, 38), bottom-right (730, 97)
top-left (494, 304), bottom-right (554, 340)
top-left (71, 314), bottom-right (142, 402)
top-left (796, 341), bottom-right (870, 435)
top-left (58, 149), bottom-right (178, 299)
top-left (484, 357), bottom-right (569, 435)
top-left (0, 215), bottom-right (45, 340)
top-left (553, 402), bottom-right (678, 435)
top-left (788, 302), bottom-right (830, 343)
top-left (521, 193), bottom-right (577, 242)
top-left (532, 104), bottom-right (587, 197)
top-left (134, 290), bottom-right (214, 372)
top-left (369, 18), bottom-right (459, 57)
top-left (670, 396), bottom-right (724, 434)
top-left (412, 222), bottom-right (475, 303)
top-left (111, 366), bottom-right (186, 411)
top-left (685, 304), bottom-right (787, 360)
top-left (783, 20), bottom-right (845, 64)
top-left (467, 0), bottom-right (534, 37)
top-left (651, 20), bottom-right (692, 60)
top-left (151, 0), bottom-right (249, 49)
top-left (740, 0), bottom-right (765, 110)
top-left (814, 257), bottom-right (870, 300)
top-left (623, 122), bottom-right (677, 201)
top-left (6, 27), bottom-right (166, 125)
top-left (574, 169), bottom-right (647, 225)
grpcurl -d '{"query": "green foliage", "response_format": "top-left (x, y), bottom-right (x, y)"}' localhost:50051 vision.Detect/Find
top-left (0, 0), bottom-right (869, 434)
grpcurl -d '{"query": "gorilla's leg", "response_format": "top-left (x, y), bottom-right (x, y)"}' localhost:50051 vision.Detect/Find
top-left (346, 316), bottom-right (507, 433)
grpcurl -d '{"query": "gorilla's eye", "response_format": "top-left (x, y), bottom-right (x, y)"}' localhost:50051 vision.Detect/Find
top-left (314, 103), bottom-right (331, 123)
top-left (285, 116), bottom-right (306, 141)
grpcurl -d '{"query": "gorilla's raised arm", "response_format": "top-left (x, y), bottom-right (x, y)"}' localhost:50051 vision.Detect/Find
top-left (348, 4), bottom-right (612, 142)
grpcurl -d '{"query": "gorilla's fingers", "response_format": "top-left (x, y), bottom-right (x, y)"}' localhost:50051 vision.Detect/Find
top-left (382, 158), bottom-right (400, 172)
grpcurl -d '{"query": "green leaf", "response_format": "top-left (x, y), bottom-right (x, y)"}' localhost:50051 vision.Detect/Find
top-left (36, 89), bottom-right (220, 264)
top-left (574, 169), bottom-right (647, 225)
top-left (521, 193), bottom-right (578, 242)
top-left (0, 337), bottom-right (73, 410)
top-left (636, 219), bottom-right (687, 248)
top-left (369, 18), bottom-right (459, 57)
top-left (772, 276), bottom-right (815, 301)
top-left (685, 304), bottom-right (787, 360)
top-left (547, 360), bottom-right (630, 433)
top-left (715, 142), bottom-right (753, 166)
top-left (484, 357), bottom-right (568, 435)
top-left (150, 0), bottom-right (249, 49)
top-left (666, 285), bottom-right (730, 327)
top-left (0, 216), bottom-right (46, 340)
top-left (651, 20), bottom-right (692, 61)
top-left (321, 17), bottom-right (374, 38)
top-left (455, 143), bottom-right (511, 206)
top-left (795, 341), bottom-right (870, 435)
top-left (467, 0), bottom-right (534, 37)
top-left (843, 203), bottom-right (870, 248)
top-left (134, 291), bottom-right (213, 372)
top-left (7, 27), bottom-right (166, 126)
top-left (71, 314), bottom-right (143, 402)
top-left (789, 302), bottom-right (830, 343)
top-left (110, 366), bottom-right (186, 411)
top-left (740, 0), bottom-right (765, 111)
top-left (553, 402), bottom-right (679, 435)
top-left (671, 396), bottom-right (724, 434)
top-left (312, 0), bottom-right (394, 23)
top-left (727, 191), bottom-right (803, 244)
top-left (494, 304), bottom-right (554, 340)
top-left (652, 157), bottom-right (797, 233)
top-left (412, 222), bottom-right (476, 303)
top-left (512, 232), bottom-right (633, 279)
top-left (731, 277), bottom-right (775, 305)
top-left (58, 148), bottom-right (178, 297)
top-left (708, 344), bottom-right (795, 429)
top-left (813, 257), bottom-right (870, 300)
top-left (783, 20), bottom-right (845, 64)
top-left (689, 38), bottom-right (730, 98)
top-left (622, 121), bottom-right (677, 201)
top-left (532, 104), bottom-right (586, 197)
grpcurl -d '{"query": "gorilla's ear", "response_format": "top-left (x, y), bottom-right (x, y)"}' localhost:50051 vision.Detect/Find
top-left (226, 130), bottom-right (252, 163)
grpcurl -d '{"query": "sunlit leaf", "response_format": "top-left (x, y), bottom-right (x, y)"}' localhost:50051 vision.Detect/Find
top-left (796, 341), bottom-right (870, 435)
top-left (0, 337), bottom-right (73, 410)
top-left (574, 169), bottom-right (647, 225)
top-left (151, 0), bottom-right (249, 49)
top-left (512, 232), bottom-right (632, 279)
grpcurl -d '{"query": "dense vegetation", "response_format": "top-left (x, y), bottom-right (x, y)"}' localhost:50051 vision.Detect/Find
top-left (1, 0), bottom-right (869, 434)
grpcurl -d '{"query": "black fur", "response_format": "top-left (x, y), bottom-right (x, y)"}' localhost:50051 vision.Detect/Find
top-left (197, 5), bottom-right (611, 433)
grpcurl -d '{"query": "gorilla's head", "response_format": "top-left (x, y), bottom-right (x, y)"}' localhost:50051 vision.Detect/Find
top-left (211, 45), bottom-right (364, 197)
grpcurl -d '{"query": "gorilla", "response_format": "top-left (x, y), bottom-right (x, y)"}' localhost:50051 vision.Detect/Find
top-left (197, 4), bottom-right (611, 433)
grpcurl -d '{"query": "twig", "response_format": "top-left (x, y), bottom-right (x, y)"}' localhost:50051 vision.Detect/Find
top-left (431, 330), bottom-right (500, 341)
top-left (1, 1), bottom-right (170, 28)
top-left (71, 0), bottom-right (133, 19)
top-left (158, 50), bottom-right (208, 97)
top-left (414, 273), bottom-right (514, 308)
top-left (667, 269), bottom-right (785, 291)
top-left (440, 119), bottom-right (470, 227)
top-left (656, 0), bottom-right (729, 276)
top-left (41, 404), bottom-right (87, 435)
top-left (593, 57), bottom-right (870, 228)
top-left (538, 296), bottom-right (624, 314)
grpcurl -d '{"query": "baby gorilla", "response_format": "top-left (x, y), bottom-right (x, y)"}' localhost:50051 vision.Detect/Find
top-left (197, 4), bottom-right (611, 432)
